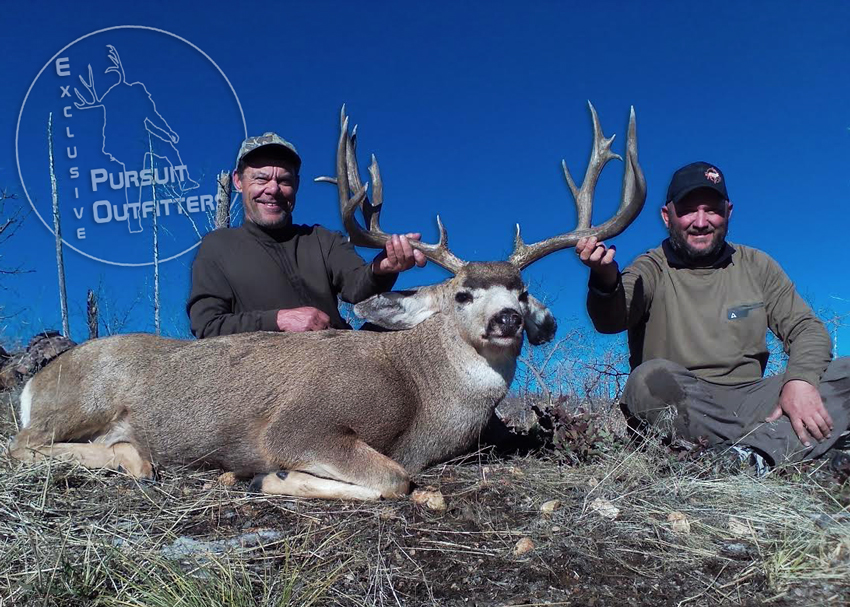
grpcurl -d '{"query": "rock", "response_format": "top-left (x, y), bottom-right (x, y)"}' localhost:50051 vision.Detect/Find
top-left (727, 516), bottom-right (751, 537)
top-left (668, 511), bottom-right (691, 535)
top-left (513, 537), bottom-right (534, 556)
top-left (411, 488), bottom-right (446, 511)
top-left (720, 541), bottom-right (755, 560)
top-left (157, 529), bottom-right (285, 559)
top-left (589, 497), bottom-right (620, 520)
top-left (13, 331), bottom-right (76, 379)
top-left (217, 472), bottom-right (238, 487)
top-left (540, 499), bottom-right (561, 514)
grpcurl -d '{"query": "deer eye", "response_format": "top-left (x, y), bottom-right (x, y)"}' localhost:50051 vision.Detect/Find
top-left (455, 292), bottom-right (473, 304)
top-left (519, 291), bottom-right (529, 303)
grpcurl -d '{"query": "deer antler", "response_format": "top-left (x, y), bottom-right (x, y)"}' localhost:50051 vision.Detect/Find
top-left (316, 106), bottom-right (466, 274)
top-left (73, 65), bottom-right (100, 109)
top-left (105, 45), bottom-right (127, 83)
top-left (508, 102), bottom-right (646, 270)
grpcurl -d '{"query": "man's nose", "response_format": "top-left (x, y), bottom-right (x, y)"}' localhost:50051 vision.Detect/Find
top-left (693, 209), bottom-right (708, 228)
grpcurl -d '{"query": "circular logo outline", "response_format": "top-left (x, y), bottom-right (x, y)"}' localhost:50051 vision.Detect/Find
top-left (15, 25), bottom-right (247, 267)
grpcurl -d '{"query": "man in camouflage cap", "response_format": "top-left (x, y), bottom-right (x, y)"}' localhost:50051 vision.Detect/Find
top-left (187, 132), bottom-right (425, 337)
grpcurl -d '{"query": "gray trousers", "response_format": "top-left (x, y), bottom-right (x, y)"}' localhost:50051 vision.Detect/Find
top-left (621, 357), bottom-right (850, 465)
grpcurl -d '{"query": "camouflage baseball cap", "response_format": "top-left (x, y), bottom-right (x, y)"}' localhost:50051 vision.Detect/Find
top-left (235, 132), bottom-right (302, 171)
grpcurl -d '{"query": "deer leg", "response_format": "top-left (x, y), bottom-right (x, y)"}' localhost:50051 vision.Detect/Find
top-left (249, 470), bottom-right (382, 501)
top-left (261, 438), bottom-right (411, 500)
top-left (9, 440), bottom-right (154, 479)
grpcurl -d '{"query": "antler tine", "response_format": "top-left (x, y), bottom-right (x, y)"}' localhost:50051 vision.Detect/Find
top-left (316, 106), bottom-right (467, 274)
top-left (335, 114), bottom-right (387, 250)
top-left (508, 104), bottom-right (646, 270)
top-left (366, 154), bottom-right (383, 232)
top-left (74, 65), bottom-right (99, 108)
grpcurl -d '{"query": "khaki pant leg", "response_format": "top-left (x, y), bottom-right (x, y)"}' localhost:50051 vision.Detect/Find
top-left (736, 357), bottom-right (850, 464)
top-left (622, 359), bottom-right (748, 445)
top-left (623, 358), bottom-right (850, 465)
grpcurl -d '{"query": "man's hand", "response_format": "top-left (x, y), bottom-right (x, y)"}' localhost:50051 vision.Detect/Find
top-left (276, 307), bottom-right (330, 332)
top-left (372, 233), bottom-right (427, 276)
top-left (765, 379), bottom-right (833, 447)
top-left (576, 236), bottom-right (619, 290)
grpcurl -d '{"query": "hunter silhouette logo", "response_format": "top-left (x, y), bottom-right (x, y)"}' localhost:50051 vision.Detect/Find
top-left (16, 26), bottom-right (246, 267)
top-left (74, 45), bottom-right (201, 234)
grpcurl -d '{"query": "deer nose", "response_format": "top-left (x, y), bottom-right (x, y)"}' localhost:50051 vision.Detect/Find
top-left (490, 308), bottom-right (523, 336)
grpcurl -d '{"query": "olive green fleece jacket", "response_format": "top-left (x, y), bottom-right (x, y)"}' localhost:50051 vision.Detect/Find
top-left (586, 239), bottom-right (832, 388)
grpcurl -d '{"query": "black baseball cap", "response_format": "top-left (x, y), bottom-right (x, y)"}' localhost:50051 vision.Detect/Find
top-left (666, 161), bottom-right (729, 204)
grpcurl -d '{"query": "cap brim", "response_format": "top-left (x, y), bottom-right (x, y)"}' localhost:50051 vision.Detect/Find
top-left (669, 184), bottom-right (727, 204)
top-left (241, 144), bottom-right (302, 169)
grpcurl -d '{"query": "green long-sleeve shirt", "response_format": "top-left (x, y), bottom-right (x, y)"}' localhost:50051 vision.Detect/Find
top-left (587, 239), bottom-right (832, 387)
top-left (187, 219), bottom-right (396, 338)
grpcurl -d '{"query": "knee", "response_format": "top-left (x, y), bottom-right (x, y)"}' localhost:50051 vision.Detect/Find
top-left (628, 359), bottom-right (687, 386)
top-left (825, 357), bottom-right (850, 380)
top-left (625, 359), bottom-right (689, 406)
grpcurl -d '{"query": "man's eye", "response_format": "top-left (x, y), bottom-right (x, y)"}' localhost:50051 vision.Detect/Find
top-left (455, 292), bottom-right (473, 304)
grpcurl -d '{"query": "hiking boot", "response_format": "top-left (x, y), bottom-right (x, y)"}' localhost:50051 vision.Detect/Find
top-left (702, 445), bottom-right (770, 477)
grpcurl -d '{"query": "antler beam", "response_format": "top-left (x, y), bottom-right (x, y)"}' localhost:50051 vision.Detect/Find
top-left (508, 102), bottom-right (647, 270)
top-left (316, 105), bottom-right (466, 274)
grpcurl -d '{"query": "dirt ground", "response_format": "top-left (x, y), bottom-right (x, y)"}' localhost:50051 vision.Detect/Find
top-left (1, 386), bottom-right (849, 607)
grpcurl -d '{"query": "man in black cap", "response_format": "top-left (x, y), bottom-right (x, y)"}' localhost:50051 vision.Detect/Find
top-left (187, 132), bottom-right (425, 338)
top-left (577, 161), bottom-right (850, 470)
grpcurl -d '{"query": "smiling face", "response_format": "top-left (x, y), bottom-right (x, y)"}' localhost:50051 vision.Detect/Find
top-left (233, 151), bottom-right (300, 228)
top-left (662, 188), bottom-right (733, 263)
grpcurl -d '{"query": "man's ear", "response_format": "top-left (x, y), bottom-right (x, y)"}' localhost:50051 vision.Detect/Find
top-left (354, 287), bottom-right (438, 330)
top-left (233, 169), bottom-right (243, 193)
top-left (660, 203), bottom-right (670, 229)
top-left (726, 200), bottom-right (733, 219)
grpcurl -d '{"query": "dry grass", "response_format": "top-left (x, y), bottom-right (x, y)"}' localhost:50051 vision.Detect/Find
top-left (1, 387), bottom-right (849, 607)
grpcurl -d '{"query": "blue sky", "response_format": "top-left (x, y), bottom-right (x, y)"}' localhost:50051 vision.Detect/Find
top-left (0, 1), bottom-right (848, 356)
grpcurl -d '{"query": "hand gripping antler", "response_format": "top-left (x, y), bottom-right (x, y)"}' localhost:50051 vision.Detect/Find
top-left (316, 106), bottom-right (467, 274)
top-left (507, 102), bottom-right (647, 270)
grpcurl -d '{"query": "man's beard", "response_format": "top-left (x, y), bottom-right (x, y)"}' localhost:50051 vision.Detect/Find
top-left (667, 222), bottom-right (728, 265)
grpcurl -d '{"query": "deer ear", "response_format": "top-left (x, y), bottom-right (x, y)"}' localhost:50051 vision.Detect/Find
top-left (522, 293), bottom-right (557, 345)
top-left (354, 288), bottom-right (437, 330)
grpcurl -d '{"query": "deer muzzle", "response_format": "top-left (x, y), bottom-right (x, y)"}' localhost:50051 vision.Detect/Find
top-left (486, 308), bottom-right (523, 339)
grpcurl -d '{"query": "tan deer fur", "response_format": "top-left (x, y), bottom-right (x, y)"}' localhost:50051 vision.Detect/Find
top-left (12, 262), bottom-right (556, 500)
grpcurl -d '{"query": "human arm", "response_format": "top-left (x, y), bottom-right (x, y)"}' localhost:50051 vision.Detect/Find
top-left (581, 237), bottom-right (658, 334)
top-left (759, 253), bottom-right (833, 444)
top-left (325, 230), bottom-right (417, 304)
top-left (766, 380), bottom-right (833, 446)
top-left (187, 252), bottom-right (280, 337)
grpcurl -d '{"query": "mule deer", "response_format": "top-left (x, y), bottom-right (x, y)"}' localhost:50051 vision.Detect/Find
top-left (11, 103), bottom-right (646, 500)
